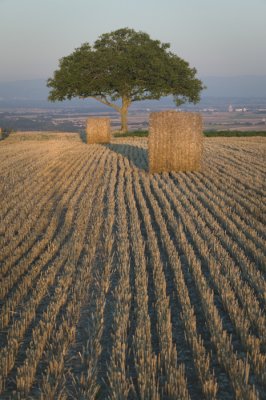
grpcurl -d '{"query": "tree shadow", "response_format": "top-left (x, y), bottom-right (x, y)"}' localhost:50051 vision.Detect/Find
top-left (105, 143), bottom-right (148, 171)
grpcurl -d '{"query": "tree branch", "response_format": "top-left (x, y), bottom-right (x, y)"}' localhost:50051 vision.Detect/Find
top-left (92, 96), bottom-right (121, 112)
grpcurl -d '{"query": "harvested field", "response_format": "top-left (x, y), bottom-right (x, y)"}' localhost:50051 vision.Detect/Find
top-left (0, 132), bottom-right (265, 400)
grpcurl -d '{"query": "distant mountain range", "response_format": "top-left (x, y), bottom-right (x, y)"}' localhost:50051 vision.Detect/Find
top-left (0, 76), bottom-right (266, 106)
top-left (0, 79), bottom-right (50, 101)
top-left (201, 75), bottom-right (266, 97)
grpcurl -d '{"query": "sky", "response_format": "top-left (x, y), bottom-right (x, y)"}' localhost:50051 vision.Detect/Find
top-left (0, 0), bottom-right (265, 82)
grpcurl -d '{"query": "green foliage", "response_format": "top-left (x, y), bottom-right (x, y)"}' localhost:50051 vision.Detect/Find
top-left (113, 130), bottom-right (148, 138)
top-left (113, 130), bottom-right (266, 138)
top-left (204, 130), bottom-right (266, 137)
top-left (47, 28), bottom-right (204, 132)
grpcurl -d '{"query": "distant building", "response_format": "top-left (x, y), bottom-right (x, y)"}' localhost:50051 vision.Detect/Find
top-left (235, 107), bottom-right (247, 112)
top-left (228, 104), bottom-right (233, 112)
top-left (203, 108), bottom-right (215, 112)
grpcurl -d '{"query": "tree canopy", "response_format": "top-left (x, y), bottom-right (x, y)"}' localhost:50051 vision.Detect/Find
top-left (47, 28), bottom-right (204, 132)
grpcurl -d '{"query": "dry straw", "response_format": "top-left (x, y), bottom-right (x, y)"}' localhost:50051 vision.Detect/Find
top-left (148, 111), bottom-right (203, 173)
top-left (86, 117), bottom-right (111, 144)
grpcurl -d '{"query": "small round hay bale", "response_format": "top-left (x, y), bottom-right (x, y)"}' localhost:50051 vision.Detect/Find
top-left (86, 117), bottom-right (111, 144)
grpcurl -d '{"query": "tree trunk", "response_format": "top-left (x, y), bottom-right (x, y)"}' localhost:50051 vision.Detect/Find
top-left (92, 95), bottom-right (131, 133)
top-left (120, 108), bottom-right (128, 133)
top-left (119, 97), bottom-right (131, 133)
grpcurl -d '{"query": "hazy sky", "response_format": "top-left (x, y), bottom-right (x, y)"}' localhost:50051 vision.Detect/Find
top-left (0, 0), bottom-right (265, 82)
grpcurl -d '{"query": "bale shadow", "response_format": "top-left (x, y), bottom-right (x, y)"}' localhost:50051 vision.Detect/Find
top-left (105, 143), bottom-right (148, 171)
top-left (0, 129), bottom-right (12, 141)
top-left (79, 131), bottom-right (87, 143)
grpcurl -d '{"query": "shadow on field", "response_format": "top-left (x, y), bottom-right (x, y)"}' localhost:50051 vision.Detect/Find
top-left (105, 143), bottom-right (148, 171)
top-left (79, 131), bottom-right (87, 143)
top-left (0, 129), bottom-right (12, 141)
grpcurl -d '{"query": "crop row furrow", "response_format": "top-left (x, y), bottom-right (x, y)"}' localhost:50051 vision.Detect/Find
top-left (0, 146), bottom-right (104, 385)
top-left (0, 147), bottom-right (100, 307)
top-left (38, 148), bottom-right (113, 400)
top-left (201, 164), bottom-right (265, 216)
top-left (132, 166), bottom-right (190, 400)
top-left (0, 144), bottom-right (66, 220)
top-left (106, 156), bottom-right (133, 399)
top-left (179, 223), bottom-right (258, 399)
top-left (139, 171), bottom-right (218, 400)
top-left (169, 172), bottom-right (266, 302)
top-left (1, 147), bottom-right (109, 397)
top-left (0, 143), bottom-right (48, 182)
top-left (0, 144), bottom-right (70, 246)
top-left (0, 153), bottom-right (48, 206)
top-left (215, 147), bottom-right (266, 174)
top-left (0, 147), bottom-right (102, 319)
top-left (0, 146), bottom-right (97, 268)
top-left (189, 171), bottom-right (266, 232)
top-left (0, 148), bottom-right (87, 265)
top-left (152, 175), bottom-right (265, 387)
top-left (123, 158), bottom-right (160, 400)
top-left (0, 143), bottom-right (90, 249)
top-left (205, 153), bottom-right (265, 196)
top-left (217, 145), bottom-right (266, 172)
top-left (176, 172), bottom-right (266, 270)
top-left (61, 148), bottom-right (117, 399)
top-left (157, 174), bottom-right (265, 335)
top-left (195, 171), bottom-right (265, 253)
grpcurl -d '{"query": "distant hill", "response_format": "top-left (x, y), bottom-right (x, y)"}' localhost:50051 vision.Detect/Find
top-left (201, 75), bottom-right (266, 97)
top-left (0, 76), bottom-right (266, 107)
top-left (0, 79), bottom-right (49, 100)
top-left (0, 79), bottom-right (105, 109)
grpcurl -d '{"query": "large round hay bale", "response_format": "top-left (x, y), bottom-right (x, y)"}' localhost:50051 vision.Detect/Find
top-left (148, 111), bottom-right (203, 173)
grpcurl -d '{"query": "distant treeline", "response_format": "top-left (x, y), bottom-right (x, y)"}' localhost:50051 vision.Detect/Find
top-left (1, 128), bottom-right (265, 140)
top-left (114, 130), bottom-right (266, 138)
top-left (204, 130), bottom-right (266, 137)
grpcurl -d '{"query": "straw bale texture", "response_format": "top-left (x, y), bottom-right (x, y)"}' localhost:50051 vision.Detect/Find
top-left (86, 117), bottom-right (111, 144)
top-left (148, 111), bottom-right (203, 173)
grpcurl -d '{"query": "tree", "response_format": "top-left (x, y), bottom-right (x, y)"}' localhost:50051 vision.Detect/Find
top-left (47, 28), bottom-right (204, 133)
